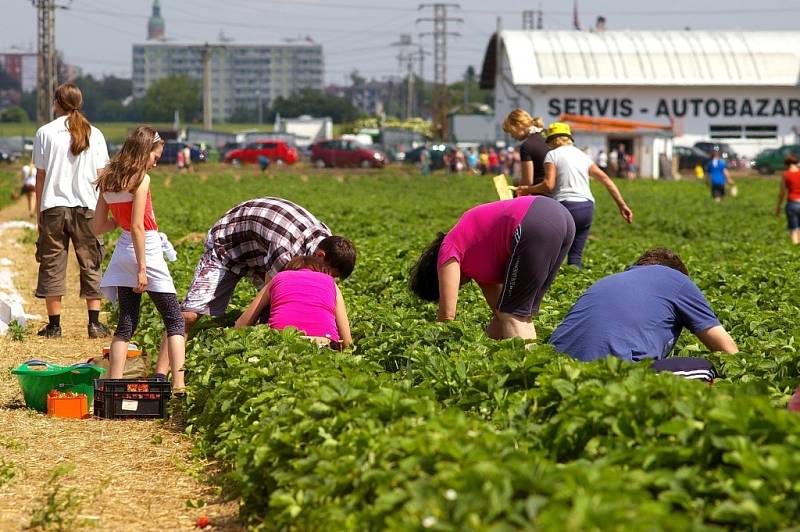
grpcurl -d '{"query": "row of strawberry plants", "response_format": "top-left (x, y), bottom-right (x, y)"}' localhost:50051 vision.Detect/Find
top-left (126, 170), bottom-right (800, 528)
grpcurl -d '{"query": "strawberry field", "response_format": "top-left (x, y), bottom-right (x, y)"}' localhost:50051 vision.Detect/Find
top-left (133, 168), bottom-right (800, 529)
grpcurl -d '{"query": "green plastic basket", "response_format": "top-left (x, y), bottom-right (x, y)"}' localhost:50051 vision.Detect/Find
top-left (11, 360), bottom-right (106, 413)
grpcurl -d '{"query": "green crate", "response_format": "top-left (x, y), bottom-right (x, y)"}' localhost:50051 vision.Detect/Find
top-left (11, 360), bottom-right (106, 413)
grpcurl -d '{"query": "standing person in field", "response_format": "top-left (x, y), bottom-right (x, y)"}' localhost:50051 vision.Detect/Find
top-left (20, 160), bottom-right (37, 216)
top-left (502, 109), bottom-right (548, 186)
top-left (182, 144), bottom-right (193, 173)
top-left (706, 149), bottom-right (735, 202)
top-left (235, 255), bottom-right (352, 349)
top-left (93, 126), bottom-right (186, 390)
top-left (176, 147), bottom-right (185, 172)
top-left (775, 153), bottom-right (800, 244)
top-left (153, 197), bottom-right (357, 378)
top-left (596, 149), bottom-right (608, 174)
top-left (514, 122), bottom-right (633, 269)
top-left (33, 82), bottom-right (110, 338)
top-left (410, 195), bottom-right (575, 340)
top-left (549, 248), bottom-right (737, 381)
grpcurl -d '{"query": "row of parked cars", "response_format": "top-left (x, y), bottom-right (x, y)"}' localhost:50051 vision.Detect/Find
top-left (674, 141), bottom-right (800, 175)
top-left (221, 139), bottom-right (387, 168)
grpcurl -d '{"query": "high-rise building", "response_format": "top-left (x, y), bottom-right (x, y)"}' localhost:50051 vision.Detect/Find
top-left (0, 50), bottom-right (38, 92)
top-left (148, 0), bottom-right (165, 41)
top-left (134, 2), bottom-right (323, 123)
top-left (132, 41), bottom-right (324, 123)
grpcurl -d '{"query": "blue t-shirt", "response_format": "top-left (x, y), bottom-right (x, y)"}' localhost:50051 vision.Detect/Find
top-left (549, 265), bottom-right (721, 362)
top-left (706, 158), bottom-right (727, 186)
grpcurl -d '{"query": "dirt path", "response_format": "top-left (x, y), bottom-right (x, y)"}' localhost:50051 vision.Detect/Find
top-left (0, 199), bottom-right (240, 531)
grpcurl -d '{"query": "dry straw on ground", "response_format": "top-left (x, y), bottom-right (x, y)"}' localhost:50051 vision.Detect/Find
top-left (0, 199), bottom-right (241, 531)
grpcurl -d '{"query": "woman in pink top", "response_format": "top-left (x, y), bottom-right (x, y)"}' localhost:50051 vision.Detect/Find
top-left (410, 195), bottom-right (575, 340)
top-left (235, 256), bottom-right (352, 349)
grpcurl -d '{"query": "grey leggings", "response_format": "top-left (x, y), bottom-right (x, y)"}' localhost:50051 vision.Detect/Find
top-left (115, 287), bottom-right (185, 341)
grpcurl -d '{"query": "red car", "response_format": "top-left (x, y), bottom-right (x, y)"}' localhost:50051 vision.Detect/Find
top-left (224, 140), bottom-right (298, 165)
top-left (310, 139), bottom-right (385, 168)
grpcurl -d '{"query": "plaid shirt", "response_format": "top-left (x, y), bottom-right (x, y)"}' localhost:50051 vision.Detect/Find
top-left (207, 197), bottom-right (330, 287)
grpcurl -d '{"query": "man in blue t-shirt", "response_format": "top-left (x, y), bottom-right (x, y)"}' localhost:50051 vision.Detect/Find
top-left (705, 150), bottom-right (734, 202)
top-left (549, 248), bottom-right (737, 366)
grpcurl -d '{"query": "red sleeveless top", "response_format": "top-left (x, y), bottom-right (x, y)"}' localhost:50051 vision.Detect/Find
top-left (103, 189), bottom-right (158, 231)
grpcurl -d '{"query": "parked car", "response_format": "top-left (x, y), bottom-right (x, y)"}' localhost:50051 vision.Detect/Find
top-left (0, 149), bottom-right (15, 164)
top-left (673, 146), bottom-right (710, 171)
top-left (160, 141), bottom-right (208, 165)
top-left (219, 141), bottom-right (244, 161)
top-left (224, 140), bottom-right (298, 165)
top-left (751, 145), bottom-right (800, 175)
top-left (310, 139), bottom-right (385, 168)
top-left (403, 144), bottom-right (449, 170)
top-left (694, 141), bottom-right (742, 168)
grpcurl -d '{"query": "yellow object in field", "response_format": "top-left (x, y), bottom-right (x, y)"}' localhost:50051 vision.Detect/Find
top-left (493, 174), bottom-right (516, 200)
top-left (694, 164), bottom-right (705, 179)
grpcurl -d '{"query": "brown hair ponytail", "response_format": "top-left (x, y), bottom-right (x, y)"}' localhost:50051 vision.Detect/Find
top-left (54, 83), bottom-right (91, 156)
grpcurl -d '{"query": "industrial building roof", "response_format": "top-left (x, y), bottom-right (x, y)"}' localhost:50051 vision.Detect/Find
top-left (481, 30), bottom-right (800, 87)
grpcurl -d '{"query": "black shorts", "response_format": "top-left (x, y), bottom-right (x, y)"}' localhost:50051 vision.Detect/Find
top-left (711, 184), bottom-right (725, 199)
top-left (496, 196), bottom-right (575, 317)
top-left (651, 357), bottom-right (717, 383)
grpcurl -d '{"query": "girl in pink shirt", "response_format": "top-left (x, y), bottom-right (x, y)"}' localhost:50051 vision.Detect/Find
top-left (235, 256), bottom-right (352, 349)
top-left (410, 195), bottom-right (574, 340)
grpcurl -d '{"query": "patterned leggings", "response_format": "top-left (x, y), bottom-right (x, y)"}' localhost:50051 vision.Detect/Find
top-left (115, 287), bottom-right (185, 341)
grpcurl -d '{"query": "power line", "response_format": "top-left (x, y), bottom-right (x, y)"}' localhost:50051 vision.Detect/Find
top-left (418, 3), bottom-right (462, 140)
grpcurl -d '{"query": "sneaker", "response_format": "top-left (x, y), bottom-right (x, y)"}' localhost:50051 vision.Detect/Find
top-left (37, 324), bottom-right (62, 338)
top-left (87, 322), bottom-right (111, 339)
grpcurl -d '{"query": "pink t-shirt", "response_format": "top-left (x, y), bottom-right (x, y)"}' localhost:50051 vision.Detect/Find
top-left (268, 269), bottom-right (339, 341)
top-left (437, 196), bottom-right (537, 284)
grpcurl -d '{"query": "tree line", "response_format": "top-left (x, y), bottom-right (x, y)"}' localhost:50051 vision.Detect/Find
top-left (0, 67), bottom-right (492, 124)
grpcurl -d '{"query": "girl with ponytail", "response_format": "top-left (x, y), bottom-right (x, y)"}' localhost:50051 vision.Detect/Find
top-left (33, 82), bottom-right (111, 338)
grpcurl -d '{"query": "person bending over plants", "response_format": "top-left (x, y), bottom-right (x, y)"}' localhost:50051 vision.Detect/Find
top-left (549, 248), bottom-right (737, 380)
top-left (410, 195), bottom-right (575, 340)
top-left (153, 197), bottom-right (356, 378)
top-left (234, 255), bottom-right (351, 349)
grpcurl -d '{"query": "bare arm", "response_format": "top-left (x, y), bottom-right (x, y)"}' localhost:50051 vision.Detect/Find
top-left (724, 168), bottom-right (734, 186)
top-left (477, 282), bottom-right (503, 316)
top-left (235, 280), bottom-right (273, 329)
top-left (695, 325), bottom-right (738, 354)
top-left (130, 175), bottom-right (150, 293)
top-left (35, 169), bottom-right (45, 228)
top-left (334, 284), bottom-right (352, 348)
top-left (519, 162), bottom-right (556, 196)
top-left (92, 194), bottom-right (118, 235)
top-left (589, 163), bottom-right (634, 224)
top-left (776, 178), bottom-right (787, 216)
top-left (437, 259), bottom-right (461, 321)
top-left (519, 160), bottom-right (533, 186)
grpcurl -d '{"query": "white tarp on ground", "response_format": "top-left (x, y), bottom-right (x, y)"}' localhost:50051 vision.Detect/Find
top-left (0, 221), bottom-right (37, 335)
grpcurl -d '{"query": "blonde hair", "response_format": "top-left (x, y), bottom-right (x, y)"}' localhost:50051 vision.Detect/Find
top-left (55, 83), bottom-right (92, 156)
top-left (548, 136), bottom-right (573, 148)
top-left (95, 126), bottom-right (163, 193)
top-left (502, 108), bottom-right (544, 141)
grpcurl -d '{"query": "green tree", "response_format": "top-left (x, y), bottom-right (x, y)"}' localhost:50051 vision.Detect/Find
top-left (268, 90), bottom-right (362, 123)
top-left (0, 105), bottom-right (29, 123)
top-left (448, 65), bottom-right (493, 113)
top-left (141, 75), bottom-right (201, 123)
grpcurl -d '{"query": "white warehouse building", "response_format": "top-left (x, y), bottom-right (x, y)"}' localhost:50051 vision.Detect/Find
top-left (481, 30), bottom-right (800, 161)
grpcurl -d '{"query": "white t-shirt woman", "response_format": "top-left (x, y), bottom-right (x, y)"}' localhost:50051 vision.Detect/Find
top-left (544, 145), bottom-right (595, 203)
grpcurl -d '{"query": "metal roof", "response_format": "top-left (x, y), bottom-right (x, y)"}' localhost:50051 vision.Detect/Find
top-left (491, 30), bottom-right (800, 87)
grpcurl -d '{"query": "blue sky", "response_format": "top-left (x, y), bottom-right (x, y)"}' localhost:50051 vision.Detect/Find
top-left (2, 0), bottom-right (798, 84)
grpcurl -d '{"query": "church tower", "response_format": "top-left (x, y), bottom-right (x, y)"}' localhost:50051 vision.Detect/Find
top-left (148, 0), bottom-right (165, 40)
